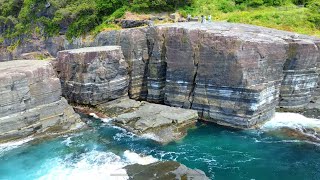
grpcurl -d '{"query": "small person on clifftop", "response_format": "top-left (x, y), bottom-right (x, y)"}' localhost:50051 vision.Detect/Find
top-left (201, 15), bottom-right (205, 23)
top-left (187, 14), bottom-right (191, 22)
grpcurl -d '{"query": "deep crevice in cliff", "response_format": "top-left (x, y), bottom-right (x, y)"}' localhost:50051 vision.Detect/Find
top-left (188, 50), bottom-right (199, 109)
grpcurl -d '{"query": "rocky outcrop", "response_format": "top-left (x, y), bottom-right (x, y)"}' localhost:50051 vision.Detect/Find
top-left (147, 23), bottom-right (289, 128)
top-left (116, 19), bottom-right (148, 28)
top-left (2, 22), bottom-right (320, 128)
top-left (124, 161), bottom-right (209, 180)
top-left (0, 60), bottom-right (83, 143)
top-left (97, 97), bottom-right (198, 143)
top-left (278, 39), bottom-right (320, 108)
top-left (56, 46), bottom-right (129, 105)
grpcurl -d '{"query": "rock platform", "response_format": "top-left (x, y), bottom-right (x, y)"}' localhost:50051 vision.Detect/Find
top-left (97, 97), bottom-right (198, 144)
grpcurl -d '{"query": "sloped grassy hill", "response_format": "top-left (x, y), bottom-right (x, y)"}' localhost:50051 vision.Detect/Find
top-left (0, 0), bottom-right (319, 43)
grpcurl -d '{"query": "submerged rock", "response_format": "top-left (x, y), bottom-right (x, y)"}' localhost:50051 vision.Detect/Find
top-left (97, 97), bottom-right (198, 143)
top-left (0, 60), bottom-right (83, 143)
top-left (56, 46), bottom-right (129, 105)
top-left (124, 161), bottom-right (209, 180)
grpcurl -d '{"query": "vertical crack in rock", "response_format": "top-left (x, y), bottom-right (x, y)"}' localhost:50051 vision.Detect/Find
top-left (188, 52), bottom-right (199, 109)
top-left (140, 35), bottom-right (153, 100)
top-left (146, 28), bottom-right (168, 103)
top-left (188, 31), bottom-right (200, 109)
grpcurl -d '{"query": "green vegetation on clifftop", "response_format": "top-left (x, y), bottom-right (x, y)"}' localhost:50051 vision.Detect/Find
top-left (180, 0), bottom-right (320, 36)
top-left (0, 0), bottom-right (319, 41)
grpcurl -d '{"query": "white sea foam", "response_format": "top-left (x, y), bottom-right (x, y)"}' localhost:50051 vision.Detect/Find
top-left (140, 133), bottom-right (162, 142)
top-left (38, 150), bottom-right (128, 180)
top-left (62, 137), bottom-right (73, 146)
top-left (261, 112), bottom-right (320, 130)
top-left (89, 113), bottom-right (100, 119)
top-left (37, 149), bottom-right (158, 180)
top-left (0, 136), bottom-right (34, 156)
top-left (123, 150), bottom-right (158, 165)
top-left (101, 117), bottom-right (114, 123)
top-left (260, 112), bottom-right (320, 142)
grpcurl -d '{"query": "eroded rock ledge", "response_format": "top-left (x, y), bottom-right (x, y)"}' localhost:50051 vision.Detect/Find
top-left (3, 22), bottom-right (320, 128)
top-left (97, 97), bottom-right (198, 144)
top-left (0, 60), bottom-right (83, 143)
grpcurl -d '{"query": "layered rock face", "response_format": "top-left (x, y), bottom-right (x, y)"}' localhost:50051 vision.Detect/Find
top-left (279, 39), bottom-right (320, 108)
top-left (56, 46), bottom-right (129, 105)
top-left (146, 24), bottom-right (290, 127)
top-left (0, 60), bottom-right (82, 143)
top-left (97, 97), bottom-right (198, 143)
top-left (3, 22), bottom-right (320, 128)
top-left (146, 23), bottom-right (319, 127)
top-left (93, 29), bottom-right (150, 100)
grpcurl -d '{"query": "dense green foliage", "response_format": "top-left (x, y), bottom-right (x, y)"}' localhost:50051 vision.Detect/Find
top-left (179, 0), bottom-right (320, 36)
top-left (0, 0), bottom-right (189, 40)
top-left (0, 0), bottom-right (319, 41)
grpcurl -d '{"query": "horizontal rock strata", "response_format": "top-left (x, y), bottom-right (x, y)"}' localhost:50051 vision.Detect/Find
top-left (0, 60), bottom-right (82, 143)
top-left (56, 46), bottom-right (129, 105)
top-left (2, 22), bottom-right (320, 128)
top-left (97, 97), bottom-right (198, 143)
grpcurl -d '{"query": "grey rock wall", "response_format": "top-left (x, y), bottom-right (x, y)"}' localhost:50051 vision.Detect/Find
top-left (56, 46), bottom-right (129, 105)
top-left (0, 60), bottom-right (82, 143)
top-left (2, 22), bottom-right (320, 128)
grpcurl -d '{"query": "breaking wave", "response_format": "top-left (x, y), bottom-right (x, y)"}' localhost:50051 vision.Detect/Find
top-left (0, 136), bottom-right (34, 156)
top-left (260, 112), bottom-right (320, 143)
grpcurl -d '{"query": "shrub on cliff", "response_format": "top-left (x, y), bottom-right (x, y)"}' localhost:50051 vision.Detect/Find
top-left (0, 0), bottom-right (319, 41)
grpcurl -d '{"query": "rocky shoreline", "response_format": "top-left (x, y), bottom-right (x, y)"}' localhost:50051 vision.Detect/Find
top-left (1, 22), bottom-right (320, 179)
top-left (2, 22), bottom-right (320, 129)
top-left (0, 60), bottom-right (84, 143)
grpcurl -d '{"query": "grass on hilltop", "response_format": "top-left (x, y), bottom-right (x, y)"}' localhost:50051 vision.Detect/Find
top-left (0, 0), bottom-right (319, 43)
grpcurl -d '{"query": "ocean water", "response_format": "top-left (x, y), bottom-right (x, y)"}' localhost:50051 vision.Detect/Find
top-left (1, 113), bottom-right (320, 180)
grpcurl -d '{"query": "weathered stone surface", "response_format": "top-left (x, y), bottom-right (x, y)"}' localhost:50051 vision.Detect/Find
top-left (117, 20), bottom-right (148, 28)
top-left (124, 161), bottom-right (209, 180)
top-left (279, 39), bottom-right (319, 108)
top-left (56, 46), bottom-right (129, 105)
top-left (97, 97), bottom-right (198, 143)
top-left (2, 22), bottom-right (320, 128)
top-left (0, 60), bottom-right (82, 143)
top-left (146, 23), bottom-right (289, 128)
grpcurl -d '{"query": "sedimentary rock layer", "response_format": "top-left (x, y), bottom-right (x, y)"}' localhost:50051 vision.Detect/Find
top-left (0, 60), bottom-right (82, 143)
top-left (146, 23), bottom-right (319, 127)
top-left (56, 46), bottom-right (129, 105)
top-left (2, 22), bottom-right (320, 128)
top-left (97, 97), bottom-right (198, 143)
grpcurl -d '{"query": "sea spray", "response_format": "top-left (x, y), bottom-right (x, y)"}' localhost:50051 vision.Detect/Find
top-left (37, 150), bottom-right (159, 180)
top-left (37, 150), bottom-right (129, 180)
top-left (260, 112), bottom-right (320, 143)
top-left (2, 115), bottom-right (320, 179)
top-left (0, 136), bottom-right (34, 155)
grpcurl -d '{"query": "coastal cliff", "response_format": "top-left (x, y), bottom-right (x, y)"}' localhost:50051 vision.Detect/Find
top-left (56, 46), bottom-right (129, 105)
top-left (2, 22), bottom-right (320, 128)
top-left (0, 60), bottom-right (83, 143)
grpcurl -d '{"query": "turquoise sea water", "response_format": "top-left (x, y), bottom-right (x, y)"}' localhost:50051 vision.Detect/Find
top-left (0, 116), bottom-right (320, 180)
